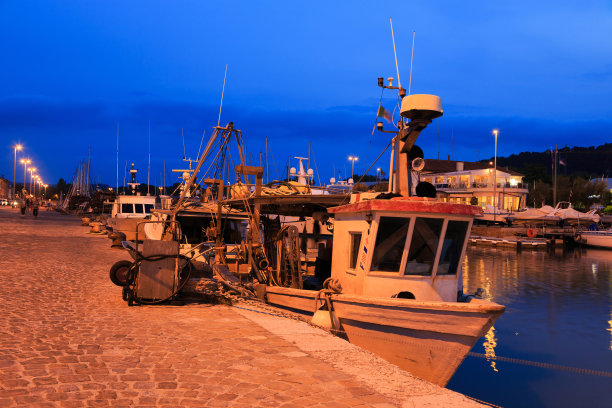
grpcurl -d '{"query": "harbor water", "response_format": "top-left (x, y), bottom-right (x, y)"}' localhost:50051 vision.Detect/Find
top-left (448, 246), bottom-right (612, 407)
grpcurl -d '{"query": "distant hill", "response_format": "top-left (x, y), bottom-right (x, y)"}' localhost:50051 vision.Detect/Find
top-left (482, 143), bottom-right (612, 182)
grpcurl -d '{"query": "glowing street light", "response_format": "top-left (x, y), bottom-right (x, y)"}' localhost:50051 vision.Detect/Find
top-left (29, 168), bottom-right (37, 194)
top-left (11, 144), bottom-right (22, 198)
top-left (348, 156), bottom-right (358, 179)
top-left (20, 158), bottom-right (30, 196)
top-left (376, 167), bottom-right (382, 182)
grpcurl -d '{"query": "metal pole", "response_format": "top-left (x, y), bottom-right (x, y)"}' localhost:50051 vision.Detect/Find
top-left (23, 162), bottom-right (27, 194)
top-left (12, 147), bottom-right (17, 198)
top-left (493, 130), bottom-right (498, 222)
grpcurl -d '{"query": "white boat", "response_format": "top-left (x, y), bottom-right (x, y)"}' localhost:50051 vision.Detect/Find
top-left (251, 93), bottom-right (505, 386)
top-left (106, 164), bottom-right (157, 240)
top-left (578, 230), bottom-right (612, 249)
top-left (506, 205), bottom-right (561, 225)
top-left (552, 202), bottom-right (600, 225)
top-left (475, 204), bottom-right (511, 225)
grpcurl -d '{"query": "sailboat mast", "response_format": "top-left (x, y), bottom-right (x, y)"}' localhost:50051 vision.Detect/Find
top-left (265, 137), bottom-right (269, 184)
top-left (116, 124), bottom-right (119, 193)
top-left (148, 120), bottom-right (151, 196)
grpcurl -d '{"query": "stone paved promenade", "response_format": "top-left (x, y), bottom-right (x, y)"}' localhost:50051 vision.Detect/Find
top-left (0, 207), bottom-right (482, 407)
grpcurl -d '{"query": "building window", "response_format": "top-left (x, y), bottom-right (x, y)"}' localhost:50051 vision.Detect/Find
top-left (349, 232), bottom-right (362, 269)
top-left (404, 217), bottom-right (444, 275)
top-left (437, 220), bottom-right (469, 275)
top-left (371, 217), bottom-right (411, 272)
top-left (144, 204), bottom-right (154, 213)
top-left (134, 204), bottom-right (144, 214)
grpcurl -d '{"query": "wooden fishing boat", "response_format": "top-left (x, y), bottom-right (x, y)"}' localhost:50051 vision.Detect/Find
top-left (226, 91), bottom-right (506, 386)
top-left (264, 197), bottom-right (504, 386)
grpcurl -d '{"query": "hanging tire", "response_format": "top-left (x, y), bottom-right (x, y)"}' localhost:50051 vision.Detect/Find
top-left (110, 260), bottom-right (133, 286)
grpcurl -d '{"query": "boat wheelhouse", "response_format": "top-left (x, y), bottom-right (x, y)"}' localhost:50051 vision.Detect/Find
top-left (111, 195), bottom-right (156, 218)
top-left (328, 197), bottom-right (477, 301)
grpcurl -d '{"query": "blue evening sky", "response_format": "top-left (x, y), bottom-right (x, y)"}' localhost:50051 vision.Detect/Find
top-left (1, 1), bottom-right (611, 186)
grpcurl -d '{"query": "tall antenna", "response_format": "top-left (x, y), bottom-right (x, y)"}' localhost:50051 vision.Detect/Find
top-left (409, 31), bottom-right (415, 95)
top-left (390, 18), bottom-right (401, 89)
top-left (217, 64), bottom-right (228, 127)
top-left (437, 120), bottom-right (440, 160)
top-left (148, 120), bottom-right (151, 195)
top-left (182, 128), bottom-right (186, 159)
top-left (116, 123), bottom-right (119, 192)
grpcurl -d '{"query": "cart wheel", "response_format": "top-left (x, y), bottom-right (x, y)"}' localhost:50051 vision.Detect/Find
top-left (110, 260), bottom-right (133, 286)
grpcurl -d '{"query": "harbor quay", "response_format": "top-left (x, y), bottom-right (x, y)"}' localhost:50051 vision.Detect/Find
top-left (0, 207), bottom-right (483, 408)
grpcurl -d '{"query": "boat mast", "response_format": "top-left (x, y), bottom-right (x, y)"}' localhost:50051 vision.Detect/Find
top-left (148, 120), bottom-right (151, 196)
top-left (116, 123), bottom-right (119, 193)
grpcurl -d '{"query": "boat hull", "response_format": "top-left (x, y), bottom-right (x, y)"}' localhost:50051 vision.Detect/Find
top-left (265, 286), bottom-right (504, 386)
top-left (582, 233), bottom-right (612, 249)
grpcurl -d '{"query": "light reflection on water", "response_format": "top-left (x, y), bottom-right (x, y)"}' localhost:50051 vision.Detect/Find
top-left (447, 247), bottom-right (612, 408)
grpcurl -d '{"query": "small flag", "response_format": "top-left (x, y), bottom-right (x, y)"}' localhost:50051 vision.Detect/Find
top-left (559, 158), bottom-right (566, 166)
top-left (377, 104), bottom-right (392, 123)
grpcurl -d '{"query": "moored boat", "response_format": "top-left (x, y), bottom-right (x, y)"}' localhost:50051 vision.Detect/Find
top-left (239, 89), bottom-right (505, 386)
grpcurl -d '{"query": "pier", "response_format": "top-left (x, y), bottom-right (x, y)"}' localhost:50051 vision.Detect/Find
top-left (0, 206), bottom-right (484, 407)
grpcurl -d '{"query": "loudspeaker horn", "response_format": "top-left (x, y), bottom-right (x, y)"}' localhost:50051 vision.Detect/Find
top-left (411, 157), bottom-right (425, 172)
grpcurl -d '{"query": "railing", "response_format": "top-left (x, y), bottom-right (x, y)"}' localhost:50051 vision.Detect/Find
top-left (434, 182), bottom-right (529, 190)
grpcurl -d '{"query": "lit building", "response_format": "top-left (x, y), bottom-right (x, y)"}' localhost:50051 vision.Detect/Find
top-left (419, 159), bottom-right (528, 211)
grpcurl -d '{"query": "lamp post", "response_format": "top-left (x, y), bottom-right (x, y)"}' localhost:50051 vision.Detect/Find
top-left (20, 158), bottom-right (30, 197)
top-left (29, 168), bottom-right (36, 194)
top-left (492, 129), bottom-right (498, 221)
top-left (376, 167), bottom-right (381, 182)
top-left (11, 145), bottom-right (22, 198)
top-left (348, 156), bottom-right (358, 179)
top-left (44, 184), bottom-right (48, 199)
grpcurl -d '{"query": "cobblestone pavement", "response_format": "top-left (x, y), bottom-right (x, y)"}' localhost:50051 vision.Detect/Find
top-left (0, 208), bottom-right (482, 407)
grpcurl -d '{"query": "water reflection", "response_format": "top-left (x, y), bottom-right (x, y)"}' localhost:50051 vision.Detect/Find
top-left (450, 246), bottom-right (612, 408)
top-left (483, 326), bottom-right (498, 372)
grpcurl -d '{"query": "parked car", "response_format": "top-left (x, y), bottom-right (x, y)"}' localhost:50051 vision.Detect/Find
top-left (0, 199), bottom-right (8, 206)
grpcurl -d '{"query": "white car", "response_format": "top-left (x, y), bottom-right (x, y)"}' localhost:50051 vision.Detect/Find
top-left (0, 199), bottom-right (8, 206)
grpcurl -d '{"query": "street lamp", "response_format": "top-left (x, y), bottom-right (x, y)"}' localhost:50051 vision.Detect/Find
top-left (44, 184), bottom-right (48, 198)
top-left (492, 129), bottom-right (499, 219)
top-left (20, 158), bottom-right (30, 196)
top-left (348, 156), bottom-right (358, 179)
top-left (11, 144), bottom-right (22, 198)
top-left (376, 167), bottom-right (381, 182)
top-left (29, 168), bottom-right (36, 194)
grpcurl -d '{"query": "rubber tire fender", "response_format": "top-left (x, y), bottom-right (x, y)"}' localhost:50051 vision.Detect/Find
top-left (109, 260), bottom-right (134, 287)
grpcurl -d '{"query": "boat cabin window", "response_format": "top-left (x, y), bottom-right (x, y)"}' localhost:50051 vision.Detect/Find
top-left (371, 217), bottom-right (411, 272)
top-left (134, 204), bottom-right (144, 214)
top-left (404, 217), bottom-right (444, 276)
top-left (121, 203), bottom-right (133, 214)
top-left (348, 232), bottom-right (362, 269)
top-left (144, 204), bottom-right (154, 213)
top-left (436, 220), bottom-right (469, 275)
